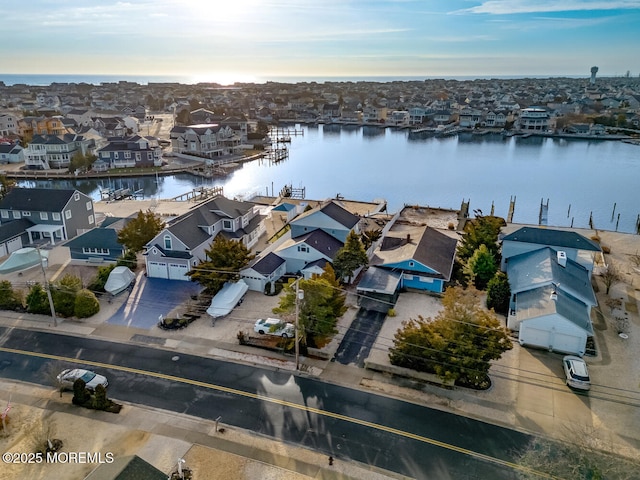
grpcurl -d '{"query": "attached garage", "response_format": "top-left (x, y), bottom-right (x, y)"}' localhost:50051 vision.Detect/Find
top-left (168, 263), bottom-right (190, 280)
top-left (147, 261), bottom-right (168, 279)
top-left (519, 317), bottom-right (588, 356)
top-left (6, 237), bottom-right (22, 254)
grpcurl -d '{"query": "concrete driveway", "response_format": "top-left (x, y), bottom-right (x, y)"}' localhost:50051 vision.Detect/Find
top-left (107, 273), bottom-right (202, 329)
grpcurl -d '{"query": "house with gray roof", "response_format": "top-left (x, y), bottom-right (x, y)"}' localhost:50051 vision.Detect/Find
top-left (144, 195), bottom-right (265, 281)
top-left (240, 252), bottom-right (286, 293)
top-left (505, 247), bottom-right (596, 356)
top-left (289, 200), bottom-right (360, 243)
top-left (24, 133), bottom-right (91, 170)
top-left (0, 142), bottom-right (24, 164)
top-left (274, 229), bottom-right (343, 275)
top-left (96, 135), bottom-right (162, 169)
top-left (0, 188), bottom-right (94, 246)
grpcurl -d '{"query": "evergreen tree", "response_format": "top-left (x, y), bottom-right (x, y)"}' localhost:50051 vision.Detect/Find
top-left (464, 244), bottom-right (498, 290)
top-left (389, 286), bottom-right (512, 386)
top-left (26, 284), bottom-right (52, 315)
top-left (457, 211), bottom-right (505, 263)
top-left (187, 235), bottom-right (254, 294)
top-left (333, 230), bottom-right (368, 283)
top-left (0, 280), bottom-right (23, 310)
top-left (51, 274), bottom-right (82, 317)
top-left (117, 210), bottom-right (165, 253)
top-left (74, 289), bottom-right (100, 318)
top-left (486, 271), bottom-right (511, 315)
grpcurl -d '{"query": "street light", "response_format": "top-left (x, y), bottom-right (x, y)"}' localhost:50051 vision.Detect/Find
top-left (294, 278), bottom-right (304, 371)
top-left (36, 246), bottom-right (57, 327)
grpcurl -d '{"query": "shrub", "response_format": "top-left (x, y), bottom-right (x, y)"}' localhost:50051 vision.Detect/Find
top-left (88, 264), bottom-right (116, 293)
top-left (74, 289), bottom-right (100, 318)
top-left (52, 274), bottom-right (82, 317)
top-left (590, 235), bottom-right (601, 243)
top-left (601, 245), bottom-right (611, 254)
top-left (0, 280), bottom-right (23, 310)
top-left (26, 284), bottom-right (52, 315)
top-left (92, 384), bottom-right (109, 410)
top-left (387, 308), bottom-right (396, 317)
top-left (117, 250), bottom-right (137, 270)
top-left (72, 378), bottom-right (90, 405)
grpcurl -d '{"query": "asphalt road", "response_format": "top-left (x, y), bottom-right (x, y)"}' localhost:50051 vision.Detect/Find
top-left (0, 326), bottom-right (532, 479)
top-left (334, 308), bottom-right (387, 366)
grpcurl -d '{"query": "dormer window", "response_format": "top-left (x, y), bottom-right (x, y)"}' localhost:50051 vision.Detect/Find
top-left (223, 219), bottom-right (233, 230)
top-left (164, 235), bottom-right (172, 250)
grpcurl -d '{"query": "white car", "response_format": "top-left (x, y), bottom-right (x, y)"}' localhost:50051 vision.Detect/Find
top-left (562, 355), bottom-right (591, 391)
top-left (254, 318), bottom-right (295, 338)
top-left (57, 368), bottom-right (109, 391)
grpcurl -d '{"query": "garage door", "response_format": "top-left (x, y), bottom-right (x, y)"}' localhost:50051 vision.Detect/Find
top-left (553, 333), bottom-right (583, 355)
top-left (147, 261), bottom-right (168, 279)
top-left (6, 237), bottom-right (22, 254)
top-left (0, 242), bottom-right (6, 258)
top-left (168, 263), bottom-right (189, 280)
top-left (519, 326), bottom-right (550, 349)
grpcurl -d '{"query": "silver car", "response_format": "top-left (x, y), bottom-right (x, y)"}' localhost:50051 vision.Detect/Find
top-left (254, 318), bottom-right (295, 338)
top-left (57, 368), bottom-right (109, 391)
top-left (562, 356), bottom-right (590, 391)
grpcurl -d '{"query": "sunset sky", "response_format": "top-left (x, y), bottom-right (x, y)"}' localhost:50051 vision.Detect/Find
top-left (2, 0), bottom-right (639, 83)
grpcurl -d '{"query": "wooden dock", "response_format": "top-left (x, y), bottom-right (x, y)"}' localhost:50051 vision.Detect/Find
top-left (169, 186), bottom-right (224, 202)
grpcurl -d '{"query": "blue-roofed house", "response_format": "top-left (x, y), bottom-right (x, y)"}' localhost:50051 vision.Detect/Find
top-left (369, 223), bottom-right (458, 294)
top-left (501, 226), bottom-right (602, 274)
top-left (64, 217), bottom-right (128, 265)
top-left (506, 247), bottom-right (597, 356)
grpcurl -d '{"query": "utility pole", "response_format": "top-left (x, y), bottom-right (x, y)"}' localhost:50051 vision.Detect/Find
top-left (36, 246), bottom-right (57, 327)
top-left (294, 278), bottom-right (304, 371)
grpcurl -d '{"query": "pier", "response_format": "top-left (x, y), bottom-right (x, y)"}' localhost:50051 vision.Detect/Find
top-left (169, 186), bottom-right (224, 202)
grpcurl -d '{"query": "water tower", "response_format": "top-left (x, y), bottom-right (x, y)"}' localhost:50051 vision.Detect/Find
top-left (590, 66), bottom-right (598, 85)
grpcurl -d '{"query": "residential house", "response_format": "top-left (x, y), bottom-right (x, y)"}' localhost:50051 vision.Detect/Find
top-left (289, 201), bottom-right (360, 243)
top-left (501, 226), bottom-right (602, 274)
top-left (240, 252), bottom-right (287, 293)
top-left (458, 108), bottom-right (482, 128)
top-left (96, 135), bottom-right (162, 169)
top-left (433, 110), bottom-right (453, 126)
top-left (362, 106), bottom-right (387, 123)
top-left (0, 143), bottom-right (24, 164)
top-left (64, 217), bottom-right (128, 265)
top-left (170, 124), bottom-right (242, 159)
top-left (484, 111), bottom-right (507, 128)
top-left (369, 222), bottom-right (457, 294)
top-left (516, 107), bottom-right (550, 131)
top-left (409, 107), bottom-right (433, 125)
top-left (274, 229), bottom-right (343, 275)
top-left (0, 218), bottom-right (33, 257)
top-left (0, 188), bottom-right (95, 245)
top-left (0, 113), bottom-right (18, 136)
top-left (506, 247), bottom-right (596, 356)
top-left (144, 195), bottom-right (265, 281)
top-left (24, 133), bottom-right (91, 170)
top-left (389, 110), bottom-right (410, 127)
top-left (18, 115), bottom-right (69, 137)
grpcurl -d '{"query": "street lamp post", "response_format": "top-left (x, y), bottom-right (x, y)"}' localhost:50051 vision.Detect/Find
top-left (36, 246), bottom-right (57, 327)
top-left (294, 278), bottom-right (304, 371)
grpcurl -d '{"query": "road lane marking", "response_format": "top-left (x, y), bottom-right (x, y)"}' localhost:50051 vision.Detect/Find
top-left (0, 346), bottom-right (557, 479)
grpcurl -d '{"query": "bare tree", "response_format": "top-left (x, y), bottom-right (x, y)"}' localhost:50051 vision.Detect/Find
top-left (601, 262), bottom-right (622, 295)
top-left (41, 360), bottom-right (72, 398)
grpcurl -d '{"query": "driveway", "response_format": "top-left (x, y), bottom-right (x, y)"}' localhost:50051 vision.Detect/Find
top-left (333, 308), bottom-right (386, 367)
top-left (107, 274), bottom-right (202, 329)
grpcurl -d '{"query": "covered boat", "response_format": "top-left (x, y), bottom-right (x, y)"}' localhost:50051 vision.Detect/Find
top-left (0, 247), bottom-right (48, 274)
top-left (104, 266), bottom-right (136, 295)
top-left (206, 279), bottom-right (248, 318)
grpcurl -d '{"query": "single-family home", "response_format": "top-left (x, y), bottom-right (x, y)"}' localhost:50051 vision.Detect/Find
top-left (24, 133), bottom-right (91, 170)
top-left (289, 201), bottom-right (360, 243)
top-left (506, 247), bottom-right (597, 356)
top-left (0, 143), bottom-right (24, 164)
top-left (96, 135), bottom-right (162, 169)
top-left (64, 217), bottom-right (128, 265)
top-left (144, 195), bottom-right (265, 281)
top-left (240, 252), bottom-right (287, 293)
top-left (170, 124), bottom-right (242, 159)
top-left (274, 229), bottom-right (343, 275)
top-left (0, 188), bottom-right (95, 245)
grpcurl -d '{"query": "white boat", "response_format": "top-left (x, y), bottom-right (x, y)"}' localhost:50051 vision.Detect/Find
top-left (104, 266), bottom-right (136, 295)
top-left (206, 280), bottom-right (248, 318)
top-left (0, 247), bottom-right (48, 274)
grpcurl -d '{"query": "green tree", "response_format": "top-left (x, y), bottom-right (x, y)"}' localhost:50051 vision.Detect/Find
top-left (72, 378), bottom-right (90, 406)
top-left (187, 236), bottom-right (255, 294)
top-left (360, 229), bottom-right (382, 250)
top-left (69, 151), bottom-right (95, 172)
top-left (273, 266), bottom-right (346, 347)
top-left (26, 284), bottom-right (52, 315)
top-left (0, 280), bottom-right (23, 310)
top-left (51, 274), bottom-right (82, 317)
top-left (88, 264), bottom-right (116, 293)
top-left (0, 175), bottom-right (16, 200)
top-left (74, 289), bottom-right (100, 318)
top-left (457, 211), bottom-right (505, 263)
top-left (463, 244), bottom-right (497, 290)
top-left (389, 286), bottom-right (512, 386)
top-left (333, 230), bottom-right (368, 283)
top-left (486, 271), bottom-right (511, 315)
top-left (117, 210), bottom-right (165, 253)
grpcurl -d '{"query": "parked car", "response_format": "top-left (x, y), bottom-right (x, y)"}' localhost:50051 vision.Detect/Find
top-left (254, 318), bottom-right (295, 338)
top-left (562, 355), bottom-right (590, 391)
top-left (57, 368), bottom-right (109, 391)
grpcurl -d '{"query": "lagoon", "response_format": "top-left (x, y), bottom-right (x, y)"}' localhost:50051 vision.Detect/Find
top-left (18, 126), bottom-right (640, 233)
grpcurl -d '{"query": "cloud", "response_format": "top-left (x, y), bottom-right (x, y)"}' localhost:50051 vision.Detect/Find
top-left (454, 0), bottom-right (640, 14)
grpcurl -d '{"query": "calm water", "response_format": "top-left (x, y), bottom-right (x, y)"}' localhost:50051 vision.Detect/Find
top-left (19, 126), bottom-right (640, 233)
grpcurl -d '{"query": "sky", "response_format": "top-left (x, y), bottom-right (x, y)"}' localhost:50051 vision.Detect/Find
top-left (1, 0), bottom-right (639, 83)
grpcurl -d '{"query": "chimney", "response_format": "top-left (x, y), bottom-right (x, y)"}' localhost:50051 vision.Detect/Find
top-left (557, 251), bottom-right (567, 267)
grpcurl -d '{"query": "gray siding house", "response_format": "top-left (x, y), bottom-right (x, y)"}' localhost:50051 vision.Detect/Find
top-left (144, 196), bottom-right (266, 281)
top-left (0, 188), bottom-right (95, 245)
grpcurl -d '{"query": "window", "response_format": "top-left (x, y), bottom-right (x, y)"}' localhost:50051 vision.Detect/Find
top-left (298, 245), bottom-right (309, 253)
top-left (12, 211), bottom-right (21, 219)
top-left (86, 201), bottom-right (92, 211)
top-left (164, 235), bottom-right (172, 249)
top-left (74, 192), bottom-right (80, 201)
top-left (124, 151), bottom-right (131, 159)
top-left (409, 261), bottom-right (414, 267)
top-left (88, 215), bottom-right (94, 224)
top-left (0, 210), bottom-right (8, 219)
top-left (65, 210), bottom-right (72, 219)
top-left (22, 211), bottom-right (31, 217)
top-left (52, 212), bottom-right (61, 221)
top-left (223, 219), bottom-right (233, 230)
